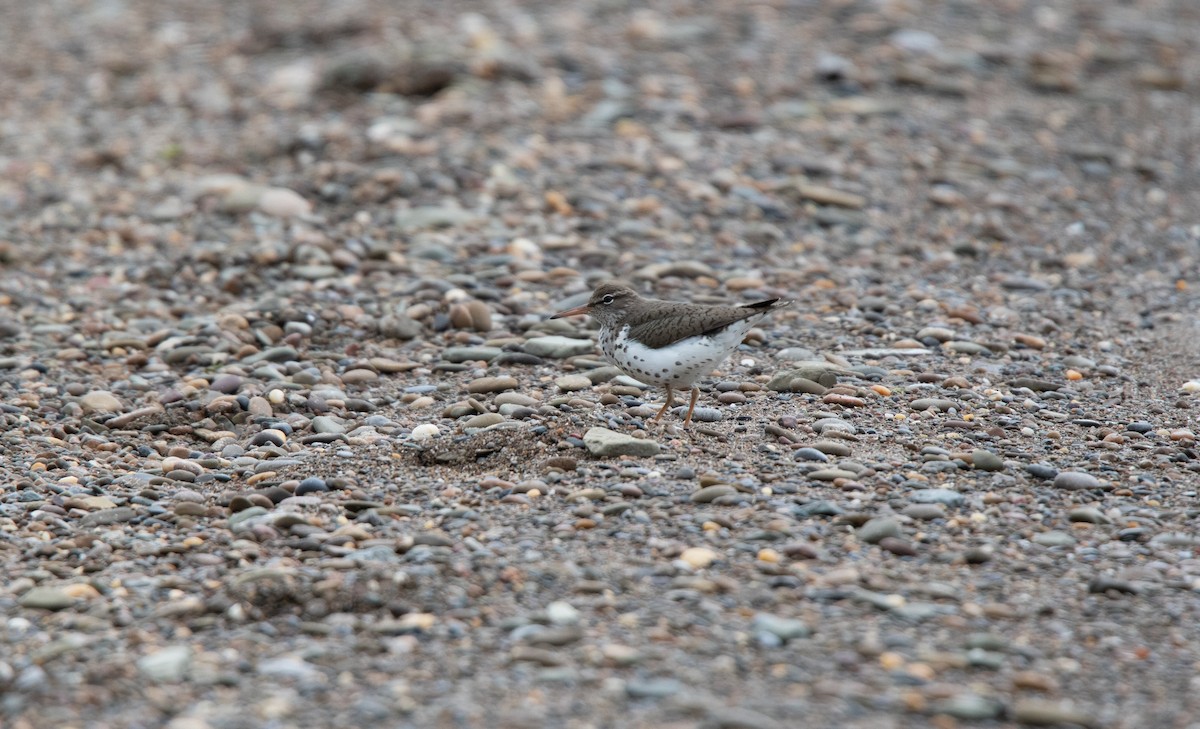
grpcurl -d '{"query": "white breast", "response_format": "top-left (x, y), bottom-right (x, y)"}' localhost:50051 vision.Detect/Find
top-left (605, 319), bottom-right (760, 387)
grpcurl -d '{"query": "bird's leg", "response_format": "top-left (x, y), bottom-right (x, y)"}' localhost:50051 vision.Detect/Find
top-left (653, 386), bottom-right (674, 422)
top-left (683, 386), bottom-right (700, 425)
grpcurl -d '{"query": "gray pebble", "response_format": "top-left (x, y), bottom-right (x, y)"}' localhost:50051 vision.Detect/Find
top-left (1053, 471), bottom-right (1101, 490)
top-left (909, 488), bottom-right (965, 507)
top-left (858, 517), bottom-right (901, 544)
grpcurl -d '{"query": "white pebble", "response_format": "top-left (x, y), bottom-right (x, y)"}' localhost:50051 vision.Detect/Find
top-left (508, 237), bottom-right (542, 262)
top-left (412, 424), bottom-right (440, 442)
top-left (268, 389), bottom-right (285, 404)
top-left (546, 601), bottom-right (580, 626)
top-left (257, 187), bottom-right (312, 218)
top-left (1182, 381), bottom-right (1200, 394)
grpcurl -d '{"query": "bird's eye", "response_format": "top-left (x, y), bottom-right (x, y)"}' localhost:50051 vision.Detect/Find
top-left (601, 294), bottom-right (615, 305)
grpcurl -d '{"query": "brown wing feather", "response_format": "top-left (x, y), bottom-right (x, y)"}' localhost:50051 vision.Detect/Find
top-left (625, 299), bottom-right (787, 349)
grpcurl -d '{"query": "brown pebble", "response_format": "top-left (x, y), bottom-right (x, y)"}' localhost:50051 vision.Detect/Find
top-left (543, 457), bottom-right (578, 472)
top-left (466, 300), bottom-right (492, 331)
top-left (879, 537), bottom-right (918, 556)
top-left (449, 303), bottom-right (473, 329)
top-left (228, 495), bottom-right (253, 513)
top-left (781, 542), bottom-right (819, 559)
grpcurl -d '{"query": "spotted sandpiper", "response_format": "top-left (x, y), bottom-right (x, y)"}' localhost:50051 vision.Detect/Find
top-left (550, 282), bottom-right (792, 425)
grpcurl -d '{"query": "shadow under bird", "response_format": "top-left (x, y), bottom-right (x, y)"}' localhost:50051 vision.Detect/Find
top-left (550, 282), bottom-right (792, 425)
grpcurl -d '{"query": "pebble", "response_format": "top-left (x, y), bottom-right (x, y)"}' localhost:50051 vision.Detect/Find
top-left (691, 485), bottom-right (738, 503)
top-left (443, 346), bottom-right (502, 363)
top-left (79, 390), bottom-right (123, 413)
top-left (555, 374), bottom-right (593, 392)
top-left (971, 449), bottom-right (1004, 471)
top-left (1033, 531), bottom-right (1077, 548)
top-left (908, 489), bottom-right (965, 507)
top-left (467, 376), bottom-right (519, 394)
top-left (137, 645), bottom-right (193, 683)
top-left (931, 694), bottom-right (1004, 720)
top-left (902, 503), bottom-right (945, 520)
top-left (910, 398), bottom-right (956, 412)
top-left (412, 424), bottom-right (440, 441)
top-left (524, 336), bottom-right (596, 358)
top-left (464, 413), bottom-right (505, 429)
top-left (1025, 463), bottom-right (1059, 480)
top-left (18, 586), bottom-right (80, 611)
top-left (858, 517), bottom-right (901, 544)
top-left (793, 447), bottom-right (829, 462)
top-left (1053, 471), bottom-right (1101, 490)
top-left (583, 427), bottom-right (660, 457)
top-left (680, 547), bottom-right (720, 569)
top-left (1011, 699), bottom-right (1096, 726)
top-left (311, 416), bottom-right (347, 435)
top-left (1067, 507), bottom-right (1111, 524)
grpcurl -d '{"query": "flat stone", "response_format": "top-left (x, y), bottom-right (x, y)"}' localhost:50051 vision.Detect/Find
top-left (80, 390), bottom-right (123, 413)
top-left (752, 613), bottom-right (810, 641)
top-left (902, 503), bottom-right (946, 520)
top-left (1011, 699), bottom-right (1096, 726)
top-left (311, 416), bottom-right (347, 435)
top-left (1034, 531), bottom-right (1076, 547)
top-left (690, 485), bottom-right (738, 503)
top-left (467, 376), bottom-right (519, 394)
top-left (242, 346), bottom-right (299, 364)
top-left (1053, 471), bottom-right (1101, 490)
top-left (443, 346), bottom-right (502, 363)
top-left (858, 517), bottom-right (901, 544)
top-left (209, 374), bottom-right (243, 394)
top-left (909, 488), bottom-right (965, 507)
top-left (555, 374), bottom-right (593, 392)
top-left (137, 645), bottom-right (193, 683)
top-left (464, 413), bottom-right (505, 429)
top-left (394, 206), bottom-right (480, 231)
top-left (911, 398), bottom-right (957, 412)
top-left (524, 336), bottom-right (596, 358)
top-left (971, 449), bottom-right (1004, 471)
top-left (584, 427), bottom-right (660, 457)
top-left (18, 586), bottom-right (78, 611)
top-left (1068, 507), bottom-right (1111, 524)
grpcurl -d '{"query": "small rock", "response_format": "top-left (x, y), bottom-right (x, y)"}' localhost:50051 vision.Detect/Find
top-left (752, 613), bottom-right (810, 641)
top-left (1011, 699), bottom-right (1096, 727)
top-left (583, 427), bottom-right (660, 457)
top-left (524, 336), bottom-right (596, 358)
top-left (690, 485), bottom-right (738, 503)
top-left (467, 376), bottom-right (519, 394)
top-left (555, 375), bottom-right (593, 392)
top-left (137, 645), bottom-right (193, 683)
top-left (80, 390), bottom-right (123, 414)
top-left (464, 413), bottom-right (505, 429)
top-left (971, 449), bottom-right (1004, 471)
top-left (1053, 471), bottom-right (1101, 490)
top-left (858, 517), bottom-right (901, 544)
top-left (412, 424), bottom-right (440, 441)
top-left (909, 489), bottom-right (965, 507)
top-left (18, 586), bottom-right (78, 611)
top-left (680, 547), bottom-right (720, 569)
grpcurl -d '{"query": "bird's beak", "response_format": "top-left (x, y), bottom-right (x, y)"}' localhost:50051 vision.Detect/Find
top-left (549, 303), bottom-right (592, 319)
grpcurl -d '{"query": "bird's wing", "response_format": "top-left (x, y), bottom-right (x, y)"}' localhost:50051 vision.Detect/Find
top-left (625, 299), bottom-right (786, 349)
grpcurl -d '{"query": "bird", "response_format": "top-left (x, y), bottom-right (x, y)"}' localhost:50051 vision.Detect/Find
top-left (550, 282), bottom-right (792, 425)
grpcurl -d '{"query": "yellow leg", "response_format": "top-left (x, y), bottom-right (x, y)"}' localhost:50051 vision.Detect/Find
top-left (653, 386), bottom-right (674, 421)
top-left (683, 387), bottom-right (700, 425)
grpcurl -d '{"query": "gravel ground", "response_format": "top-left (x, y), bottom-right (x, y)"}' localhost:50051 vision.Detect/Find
top-left (2, 1), bottom-right (1200, 727)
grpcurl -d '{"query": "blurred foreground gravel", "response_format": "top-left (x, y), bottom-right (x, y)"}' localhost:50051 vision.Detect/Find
top-left (1, 1), bottom-right (1199, 727)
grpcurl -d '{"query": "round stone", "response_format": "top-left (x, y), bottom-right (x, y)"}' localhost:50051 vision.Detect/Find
top-left (296, 477), bottom-right (329, 495)
top-left (1053, 471), bottom-right (1101, 490)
